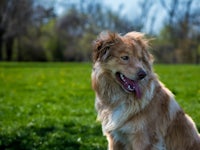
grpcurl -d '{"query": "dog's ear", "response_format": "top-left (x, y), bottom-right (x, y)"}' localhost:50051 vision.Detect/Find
top-left (92, 39), bottom-right (111, 62)
top-left (125, 32), bottom-right (154, 64)
top-left (92, 31), bottom-right (119, 62)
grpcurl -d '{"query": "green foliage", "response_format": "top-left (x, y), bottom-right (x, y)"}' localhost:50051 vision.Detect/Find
top-left (0, 63), bottom-right (199, 149)
top-left (78, 33), bottom-right (96, 61)
top-left (40, 19), bottom-right (59, 61)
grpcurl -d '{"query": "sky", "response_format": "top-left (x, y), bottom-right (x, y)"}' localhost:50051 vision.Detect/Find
top-left (53, 0), bottom-right (140, 20)
top-left (104, 0), bottom-right (138, 15)
top-left (52, 0), bottom-right (166, 34)
top-left (103, 0), bottom-right (166, 34)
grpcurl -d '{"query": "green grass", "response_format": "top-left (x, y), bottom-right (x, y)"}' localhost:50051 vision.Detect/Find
top-left (0, 63), bottom-right (199, 150)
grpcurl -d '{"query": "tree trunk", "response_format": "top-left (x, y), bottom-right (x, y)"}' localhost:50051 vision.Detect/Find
top-left (17, 37), bottom-right (23, 61)
top-left (5, 37), bottom-right (14, 61)
top-left (0, 27), bottom-right (5, 61)
top-left (0, 38), bottom-right (2, 61)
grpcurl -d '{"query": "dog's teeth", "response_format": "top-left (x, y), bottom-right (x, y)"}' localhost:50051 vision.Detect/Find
top-left (120, 74), bottom-right (125, 81)
top-left (120, 74), bottom-right (124, 79)
top-left (128, 85), bottom-right (134, 91)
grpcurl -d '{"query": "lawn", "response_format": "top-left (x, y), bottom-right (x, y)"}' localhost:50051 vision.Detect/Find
top-left (0, 62), bottom-right (199, 150)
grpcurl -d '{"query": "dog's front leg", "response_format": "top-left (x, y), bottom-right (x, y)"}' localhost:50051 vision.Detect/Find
top-left (106, 133), bottom-right (125, 150)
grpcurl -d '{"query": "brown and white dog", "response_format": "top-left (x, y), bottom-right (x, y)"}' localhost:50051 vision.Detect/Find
top-left (91, 31), bottom-right (200, 150)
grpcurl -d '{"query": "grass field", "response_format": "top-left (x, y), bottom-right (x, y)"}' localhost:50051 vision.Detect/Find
top-left (0, 62), bottom-right (199, 150)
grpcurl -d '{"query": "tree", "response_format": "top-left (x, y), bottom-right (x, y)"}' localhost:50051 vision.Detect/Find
top-left (0, 0), bottom-right (56, 61)
top-left (56, 1), bottom-right (137, 61)
top-left (159, 0), bottom-right (200, 63)
top-left (0, 0), bottom-right (33, 61)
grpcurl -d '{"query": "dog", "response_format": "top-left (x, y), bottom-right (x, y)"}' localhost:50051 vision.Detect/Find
top-left (91, 31), bottom-right (200, 150)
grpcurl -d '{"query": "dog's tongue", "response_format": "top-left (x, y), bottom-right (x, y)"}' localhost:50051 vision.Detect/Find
top-left (118, 73), bottom-right (141, 99)
top-left (127, 80), bottom-right (141, 99)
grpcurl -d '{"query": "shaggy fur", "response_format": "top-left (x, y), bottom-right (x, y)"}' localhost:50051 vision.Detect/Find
top-left (91, 31), bottom-right (200, 150)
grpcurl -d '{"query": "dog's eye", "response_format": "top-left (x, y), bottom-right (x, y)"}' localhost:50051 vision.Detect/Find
top-left (121, 56), bottom-right (129, 61)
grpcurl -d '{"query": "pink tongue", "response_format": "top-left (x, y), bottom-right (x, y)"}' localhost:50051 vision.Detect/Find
top-left (123, 77), bottom-right (141, 99)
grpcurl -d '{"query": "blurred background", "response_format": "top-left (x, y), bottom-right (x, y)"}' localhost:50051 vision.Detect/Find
top-left (0, 1), bottom-right (199, 149)
top-left (0, 0), bottom-right (200, 63)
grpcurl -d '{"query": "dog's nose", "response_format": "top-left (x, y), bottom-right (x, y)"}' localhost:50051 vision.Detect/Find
top-left (137, 69), bottom-right (147, 80)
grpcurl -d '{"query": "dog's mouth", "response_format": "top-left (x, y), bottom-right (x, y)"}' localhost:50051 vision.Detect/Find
top-left (116, 72), bottom-right (141, 99)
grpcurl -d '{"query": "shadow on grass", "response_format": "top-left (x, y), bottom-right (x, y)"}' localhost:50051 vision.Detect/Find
top-left (0, 121), bottom-right (106, 150)
top-left (2, 121), bottom-right (198, 150)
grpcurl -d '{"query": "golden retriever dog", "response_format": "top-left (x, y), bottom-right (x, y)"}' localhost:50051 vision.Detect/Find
top-left (91, 31), bottom-right (200, 150)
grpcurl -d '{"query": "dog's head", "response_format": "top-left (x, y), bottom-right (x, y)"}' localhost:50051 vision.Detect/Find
top-left (92, 31), bottom-right (154, 99)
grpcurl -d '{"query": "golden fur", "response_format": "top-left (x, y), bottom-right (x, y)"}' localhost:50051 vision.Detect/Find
top-left (91, 31), bottom-right (200, 150)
